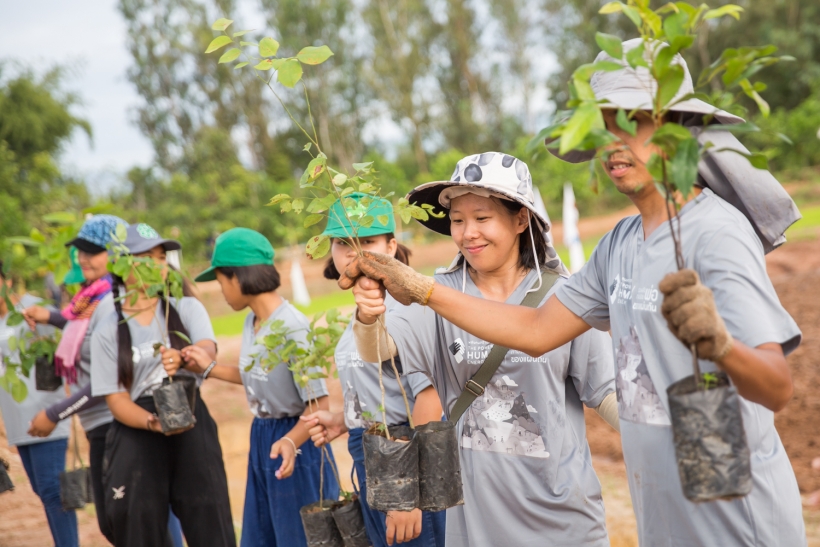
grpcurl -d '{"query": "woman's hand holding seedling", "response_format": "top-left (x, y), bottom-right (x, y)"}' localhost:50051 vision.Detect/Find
top-left (269, 437), bottom-right (298, 479)
top-left (22, 305), bottom-right (50, 330)
top-left (178, 345), bottom-right (211, 374)
top-left (159, 346), bottom-right (185, 376)
top-left (301, 410), bottom-right (346, 447)
top-left (659, 269), bottom-right (733, 362)
top-left (352, 277), bottom-right (387, 325)
top-left (340, 251), bottom-right (435, 308)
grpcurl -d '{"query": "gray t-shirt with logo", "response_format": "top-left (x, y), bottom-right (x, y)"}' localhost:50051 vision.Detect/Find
top-left (556, 188), bottom-right (805, 546)
top-left (385, 268), bottom-right (614, 547)
top-left (337, 296), bottom-right (431, 430)
top-left (0, 294), bottom-right (71, 446)
top-left (91, 298), bottom-right (216, 400)
top-left (238, 301), bottom-right (329, 419)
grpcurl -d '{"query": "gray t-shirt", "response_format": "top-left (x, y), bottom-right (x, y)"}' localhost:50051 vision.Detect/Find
top-left (238, 301), bottom-right (329, 419)
top-left (0, 294), bottom-right (71, 446)
top-left (337, 296), bottom-right (432, 430)
top-left (557, 188), bottom-right (805, 546)
top-left (91, 298), bottom-right (216, 400)
top-left (386, 268), bottom-right (615, 547)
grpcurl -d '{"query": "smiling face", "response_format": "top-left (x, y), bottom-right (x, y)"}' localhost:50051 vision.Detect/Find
top-left (77, 249), bottom-right (110, 282)
top-left (330, 234), bottom-right (397, 276)
top-left (449, 193), bottom-right (529, 274)
top-left (601, 110), bottom-right (660, 197)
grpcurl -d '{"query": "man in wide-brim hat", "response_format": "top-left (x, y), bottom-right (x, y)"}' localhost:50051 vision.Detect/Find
top-left (339, 38), bottom-right (807, 546)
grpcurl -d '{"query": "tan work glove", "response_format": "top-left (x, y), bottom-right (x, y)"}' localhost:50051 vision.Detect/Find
top-left (659, 268), bottom-right (733, 362)
top-left (338, 251), bottom-right (435, 306)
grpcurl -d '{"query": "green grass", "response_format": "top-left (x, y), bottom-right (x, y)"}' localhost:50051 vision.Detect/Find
top-left (210, 290), bottom-right (355, 337)
top-left (786, 204), bottom-right (820, 240)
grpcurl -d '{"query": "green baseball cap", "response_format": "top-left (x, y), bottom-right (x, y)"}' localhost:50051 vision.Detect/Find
top-left (194, 228), bottom-right (275, 282)
top-left (63, 247), bottom-right (85, 285)
top-left (322, 193), bottom-right (395, 238)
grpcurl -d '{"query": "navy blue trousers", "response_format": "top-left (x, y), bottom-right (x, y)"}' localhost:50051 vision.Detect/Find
top-left (241, 416), bottom-right (339, 547)
top-left (348, 427), bottom-right (446, 547)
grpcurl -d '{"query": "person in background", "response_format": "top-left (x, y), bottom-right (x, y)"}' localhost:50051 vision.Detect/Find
top-left (302, 194), bottom-right (446, 547)
top-left (91, 223), bottom-right (234, 546)
top-left (0, 260), bottom-right (76, 546)
top-left (169, 227), bottom-right (338, 547)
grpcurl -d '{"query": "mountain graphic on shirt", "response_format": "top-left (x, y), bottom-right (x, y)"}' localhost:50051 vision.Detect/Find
top-left (615, 327), bottom-right (671, 426)
top-left (461, 375), bottom-right (550, 459)
top-left (343, 381), bottom-right (365, 429)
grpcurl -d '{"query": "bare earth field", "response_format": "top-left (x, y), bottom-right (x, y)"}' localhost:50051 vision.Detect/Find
top-left (2, 225), bottom-right (820, 546)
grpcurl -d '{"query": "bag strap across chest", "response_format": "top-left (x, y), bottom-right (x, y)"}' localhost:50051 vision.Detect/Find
top-left (448, 271), bottom-right (560, 423)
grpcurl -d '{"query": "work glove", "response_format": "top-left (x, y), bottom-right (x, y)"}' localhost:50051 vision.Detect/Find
top-left (659, 268), bottom-right (733, 362)
top-left (338, 251), bottom-right (435, 306)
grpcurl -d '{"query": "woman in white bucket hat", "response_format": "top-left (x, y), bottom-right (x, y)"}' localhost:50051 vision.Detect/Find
top-left (350, 151), bottom-right (620, 547)
top-left (338, 39), bottom-right (807, 547)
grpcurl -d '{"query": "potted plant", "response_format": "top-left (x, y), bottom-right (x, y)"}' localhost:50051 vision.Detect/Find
top-left (528, 0), bottom-right (790, 501)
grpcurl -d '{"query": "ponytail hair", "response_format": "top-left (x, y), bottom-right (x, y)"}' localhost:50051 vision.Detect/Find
top-left (112, 276), bottom-right (192, 390)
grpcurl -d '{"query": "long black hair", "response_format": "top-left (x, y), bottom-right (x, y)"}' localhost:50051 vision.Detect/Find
top-left (112, 275), bottom-right (192, 390)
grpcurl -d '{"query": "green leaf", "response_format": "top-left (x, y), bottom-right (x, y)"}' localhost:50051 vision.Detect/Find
top-left (615, 109), bottom-right (637, 137)
top-left (171, 331), bottom-right (192, 344)
top-left (352, 161), bottom-right (374, 172)
top-left (650, 122), bottom-right (691, 156)
top-left (234, 62), bottom-right (248, 70)
top-left (305, 234), bottom-right (331, 260)
top-left (296, 45), bottom-right (334, 65)
top-left (254, 59), bottom-right (274, 71)
top-left (211, 18), bottom-right (233, 31)
top-left (218, 48), bottom-right (241, 64)
top-left (277, 59), bottom-right (303, 88)
top-left (740, 79), bottom-right (770, 117)
top-left (559, 102), bottom-right (602, 155)
top-left (599, 1), bottom-right (624, 14)
top-left (259, 37), bottom-right (280, 58)
top-left (703, 5), bottom-right (743, 20)
top-left (621, 5), bottom-right (642, 28)
top-left (42, 211), bottom-right (76, 224)
top-left (292, 199), bottom-right (305, 214)
top-left (744, 152), bottom-right (768, 170)
top-left (332, 173), bottom-right (347, 186)
top-left (625, 42), bottom-right (648, 69)
top-left (7, 312), bottom-right (24, 327)
top-left (240, 41), bottom-right (257, 47)
top-left (668, 138), bottom-right (699, 197)
top-left (595, 33), bottom-right (623, 60)
top-left (377, 215), bottom-right (390, 226)
top-left (304, 214), bottom-right (324, 228)
top-left (205, 35), bottom-right (233, 54)
top-left (359, 215), bottom-right (375, 228)
top-left (8, 336), bottom-right (17, 352)
top-left (11, 377), bottom-right (27, 403)
top-left (300, 155), bottom-right (327, 186)
top-left (657, 65), bottom-right (684, 109)
top-left (662, 11), bottom-right (688, 41)
top-left (573, 61), bottom-right (623, 82)
top-left (232, 29), bottom-right (253, 38)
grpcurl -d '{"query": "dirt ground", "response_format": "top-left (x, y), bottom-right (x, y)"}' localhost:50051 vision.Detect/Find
top-left (2, 219), bottom-right (820, 546)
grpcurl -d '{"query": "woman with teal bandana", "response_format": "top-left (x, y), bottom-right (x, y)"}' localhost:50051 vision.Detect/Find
top-left (301, 193), bottom-right (447, 547)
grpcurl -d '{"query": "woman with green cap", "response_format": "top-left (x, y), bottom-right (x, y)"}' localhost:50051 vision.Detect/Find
top-left (301, 193), bottom-right (446, 547)
top-left (347, 154), bottom-right (619, 547)
top-left (171, 227), bottom-right (338, 547)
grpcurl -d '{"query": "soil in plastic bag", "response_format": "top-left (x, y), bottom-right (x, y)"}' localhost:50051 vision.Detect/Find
top-left (330, 497), bottom-right (369, 547)
top-left (162, 375), bottom-right (196, 414)
top-left (60, 467), bottom-right (92, 510)
top-left (153, 380), bottom-right (195, 435)
top-left (363, 424), bottom-right (419, 512)
top-left (300, 500), bottom-right (344, 547)
top-left (417, 420), bottom-right (463, 511)
top-left (667, 372), bottom-right (752, 502)
top-left (35, 356), bottom-right (62, 392)
top-left (0, 458), bottom-right (13, 494)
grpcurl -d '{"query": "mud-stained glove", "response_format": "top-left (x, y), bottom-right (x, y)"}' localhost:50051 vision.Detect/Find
top-left (659, 269), bottom-right (733, 362)
top-left (338, 251), bottom-right (435, 306)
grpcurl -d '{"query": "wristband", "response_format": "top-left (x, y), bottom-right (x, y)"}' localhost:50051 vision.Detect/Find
top-left (282, 436), bottom-right (302, 456)
top-left (202, 361), bottom-right (217, 379)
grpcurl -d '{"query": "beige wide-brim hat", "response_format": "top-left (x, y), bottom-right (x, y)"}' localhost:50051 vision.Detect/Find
top-left (550, 38), bottom-right (744, 163)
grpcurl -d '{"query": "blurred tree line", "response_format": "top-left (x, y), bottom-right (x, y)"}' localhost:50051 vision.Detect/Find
top-left (3, 0), bottom-right (820, 267)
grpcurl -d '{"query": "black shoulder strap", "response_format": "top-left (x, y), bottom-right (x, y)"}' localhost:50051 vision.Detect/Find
top-left (448, 271), bottom-right (560, 423)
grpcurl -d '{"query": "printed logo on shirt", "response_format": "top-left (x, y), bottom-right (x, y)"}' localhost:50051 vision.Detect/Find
top-left (461, 375), bottom-right (550, 459)
top-left (615, 327), bottom-right (670, 426)
top-left (449, 338), bottom-right (465, 363)
top-left (338, 351), bottom-right (365, 371)
top-left (112, 486), bottom-right (125, 500)
top-left (343, 381), bottom-right (367, 429)
top-left (609, 274), bottom-right (660, 313)
top-left (609, 274), bottom-right (632, 305)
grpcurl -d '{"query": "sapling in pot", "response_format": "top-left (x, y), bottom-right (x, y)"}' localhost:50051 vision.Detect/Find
top-left (59, 417), bottom-right (94, 510)
top-left (0, 457), bottom-right (13, 494)
top-left (529, 1), bottom-right (789, 501)
top-left (109, 228), bottom-right (196, 435)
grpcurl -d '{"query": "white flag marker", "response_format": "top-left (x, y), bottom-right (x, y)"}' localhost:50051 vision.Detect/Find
top-left (563, 183), bottom-right (586, 273)
top-left (290, 259), bottom-right (311, 307)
